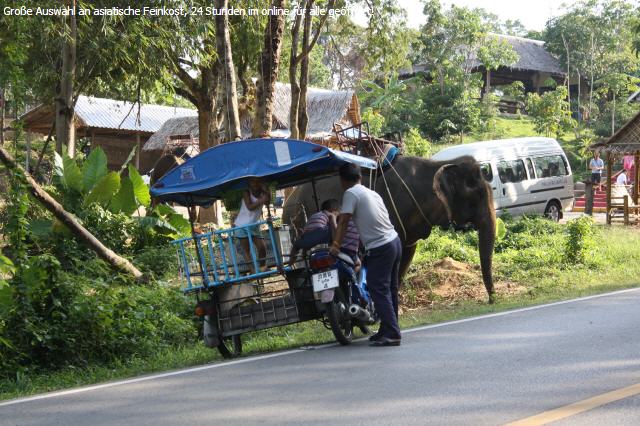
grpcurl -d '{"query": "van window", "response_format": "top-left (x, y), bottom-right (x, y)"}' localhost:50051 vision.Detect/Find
top-left (479, 163), bottom-right (493, 182)
top-left (534, 155), bottom-right (568, 177)
top-left (497, 160), bottom-right (527, 183)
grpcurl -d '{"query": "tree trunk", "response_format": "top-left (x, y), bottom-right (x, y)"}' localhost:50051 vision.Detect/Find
top-left (56, 0), bottom-right (77, 157)
top-left (289, 8), bottom-right (303, 140)
top-left (253, 0), bottom-right (286, 138)
top-left (215, 0), bottom-right (241, 141)
top-left (0, 86), bottom-right (5, 147)
top-left (611, 91), bottom-right (616, 136)
top-left (0, 145), bottom-right (143, 280)
top-left (297, 3), bottom-right (313, 140)
top-left (197, 102), bottom-right (215, 153)
top-left (589, 34), bottom-right (595, 126)
top-left (561, 32), bottom-right (570, 110)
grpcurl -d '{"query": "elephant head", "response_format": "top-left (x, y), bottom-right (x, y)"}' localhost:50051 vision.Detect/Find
top-left (432, 156), bottom-right (496, 302)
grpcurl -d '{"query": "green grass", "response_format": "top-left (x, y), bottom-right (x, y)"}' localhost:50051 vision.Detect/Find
top-left (1, 224), bottom-right (638, 402)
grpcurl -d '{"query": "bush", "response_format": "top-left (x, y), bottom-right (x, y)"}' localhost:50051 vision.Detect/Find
top-left (1, 259), bottom-right (195, 379)
top-left (564, 216), bottom-right (597, 265)
top-left (404, 128), bottom-right (432, 157)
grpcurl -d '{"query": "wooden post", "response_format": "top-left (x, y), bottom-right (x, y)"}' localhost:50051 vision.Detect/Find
top-left (606, 152), bottom-right (612, 225)
top-left (624, 195), bottom-right (629, 225)
top-left (584, 181), bottom-right (594, 216)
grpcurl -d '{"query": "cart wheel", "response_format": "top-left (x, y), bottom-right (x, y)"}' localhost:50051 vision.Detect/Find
top-left (217, 335), bottom-right (242, 359)
top-left (326, 288), bottom-right (353, 345)
top-left (203, 315), bottom-right (220, 348)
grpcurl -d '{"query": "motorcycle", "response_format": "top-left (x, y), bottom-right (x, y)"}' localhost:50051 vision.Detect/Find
top-left (308, 249), bottom-right (377, 344)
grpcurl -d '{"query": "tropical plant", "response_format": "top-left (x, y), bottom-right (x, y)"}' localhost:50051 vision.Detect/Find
top-left (525, 86), bottom-right (576, 138)
top-left (52, 146), bottom-right (188, 239)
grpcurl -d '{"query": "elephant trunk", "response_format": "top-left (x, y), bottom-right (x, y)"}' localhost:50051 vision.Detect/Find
top-left (477, 213), bottom-right (496, 304)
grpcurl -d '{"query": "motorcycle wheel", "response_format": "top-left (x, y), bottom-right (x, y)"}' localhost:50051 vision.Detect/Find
top-left (326, 288), bottom-right (353, 345)
top-left (217, 335), bottom-right (242, 359)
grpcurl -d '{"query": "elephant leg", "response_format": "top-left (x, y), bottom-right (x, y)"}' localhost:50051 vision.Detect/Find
top-left (398, 244), bottom-right (417, 284)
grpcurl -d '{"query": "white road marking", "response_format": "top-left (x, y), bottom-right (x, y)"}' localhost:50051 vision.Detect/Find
top-left (1, 287), bottom-right (638, 408)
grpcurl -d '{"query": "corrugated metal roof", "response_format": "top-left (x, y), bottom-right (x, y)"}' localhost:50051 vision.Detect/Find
top-left (74, 95), bottom-right (197, 133)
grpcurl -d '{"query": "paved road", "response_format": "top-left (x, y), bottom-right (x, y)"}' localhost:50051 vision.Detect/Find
top-left (3, 288), bottom-right (640, 425)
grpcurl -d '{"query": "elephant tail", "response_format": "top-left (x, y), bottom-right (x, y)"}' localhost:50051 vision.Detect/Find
top-left (432, 164), bottom-right (454, 223)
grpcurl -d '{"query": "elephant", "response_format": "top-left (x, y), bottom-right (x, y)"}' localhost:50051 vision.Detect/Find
top-left (282, 154), bottom-right (497, 303)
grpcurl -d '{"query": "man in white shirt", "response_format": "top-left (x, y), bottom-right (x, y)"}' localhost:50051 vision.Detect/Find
top-left (331, 163), bottom-right (402, 347)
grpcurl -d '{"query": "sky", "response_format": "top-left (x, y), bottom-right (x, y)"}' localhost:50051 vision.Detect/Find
top-left (351, 0), bottom-right (585, 32)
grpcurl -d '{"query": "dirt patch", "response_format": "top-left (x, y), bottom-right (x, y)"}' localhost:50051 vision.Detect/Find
top-left (400, 257), bottom-right (526, 311)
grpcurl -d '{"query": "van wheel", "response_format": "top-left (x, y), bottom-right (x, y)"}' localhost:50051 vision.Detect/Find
top-left (544, 201), bottom-right (561, 222)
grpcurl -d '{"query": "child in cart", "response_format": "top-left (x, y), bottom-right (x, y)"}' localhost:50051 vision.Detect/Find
top-left (288, 199), bottom-right (361, 269)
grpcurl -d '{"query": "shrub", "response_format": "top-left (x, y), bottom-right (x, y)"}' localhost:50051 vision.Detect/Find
top-left (564, 216), bottom-right (596, 265)
top-left (404, 128), bottom-right (432, 158)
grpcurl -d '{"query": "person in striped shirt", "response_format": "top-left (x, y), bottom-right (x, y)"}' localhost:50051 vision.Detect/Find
top-left (288, 199), bottom-right (361, 268)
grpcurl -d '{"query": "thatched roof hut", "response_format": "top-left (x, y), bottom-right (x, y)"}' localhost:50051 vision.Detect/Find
top-left (402, 34), bottom-right (566, 93)
top-left (144, 82), bottom-right (360, 153)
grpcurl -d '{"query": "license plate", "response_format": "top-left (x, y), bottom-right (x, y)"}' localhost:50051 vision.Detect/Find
top-left (312, 269), bottom-right (339, 292)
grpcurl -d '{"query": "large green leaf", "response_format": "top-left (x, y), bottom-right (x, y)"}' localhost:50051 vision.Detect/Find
top-left (166, 212), bottom-right (191, 236)
top-left (111, 176), bottom-right (137, 215)
top-left (128, 164), bottom-right (150, 207)
top-left (495, 217), bottom-right (507, 240)
top-left (84, 172), bottom-right (121, 207)
top-left (119, 146), bottom-right (138, 173)
top-left (53, 151), bottom-right (64, 178)
top-left (82, 148), bottom-right (108, 192)
top-left (0, 256), bottom-right (15, 316)
top-left (62, 155), bottom-right (83, 192)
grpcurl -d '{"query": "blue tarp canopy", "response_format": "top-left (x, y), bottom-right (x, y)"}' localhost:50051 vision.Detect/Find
top-left (150, 138), bottom-right (377, 206)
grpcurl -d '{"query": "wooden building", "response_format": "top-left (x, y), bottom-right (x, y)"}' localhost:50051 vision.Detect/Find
top-left (21, 96), bottom-right (197, 173)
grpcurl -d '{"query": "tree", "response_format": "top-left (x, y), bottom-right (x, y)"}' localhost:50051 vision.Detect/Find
top-left (544, 0), bottom-right (640, 122)
top-left (288, 0), bottom-right (335, 140)
top-left (321, 1), bottom-right (413, 89)
top-left (54, 0), bottom-right (77, 157)
top-left (525, 86), bottom-right (576, 138)
top-left (253, 0), bottom-right (287, 137)
top-left (412, 0), bottom-right (517, 140)
top-left (216, 0), bottom-right (241, 141)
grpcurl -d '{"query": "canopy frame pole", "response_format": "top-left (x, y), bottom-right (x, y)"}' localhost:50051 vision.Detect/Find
top-left (189, 202), bottom-right (209, 289)
top-left (311, 177), bottom-right (320, 212)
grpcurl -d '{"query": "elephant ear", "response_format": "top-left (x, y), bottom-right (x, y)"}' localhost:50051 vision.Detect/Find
top-left (433, 164), bottom-right (457, 223)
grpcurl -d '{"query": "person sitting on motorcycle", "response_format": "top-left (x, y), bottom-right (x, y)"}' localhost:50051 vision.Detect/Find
top-left (288, 199), bottom-right (361, 269)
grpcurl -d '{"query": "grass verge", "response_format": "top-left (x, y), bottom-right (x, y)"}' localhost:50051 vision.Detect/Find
top-left (1, 225), bottom-right (638, 402)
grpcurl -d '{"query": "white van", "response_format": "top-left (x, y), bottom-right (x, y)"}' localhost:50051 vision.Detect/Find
top-left (431, 137), bottom-right (574, 221)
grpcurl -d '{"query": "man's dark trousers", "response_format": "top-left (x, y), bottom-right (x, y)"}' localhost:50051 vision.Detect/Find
top-left (365, 236), bottom-right (402, 339)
